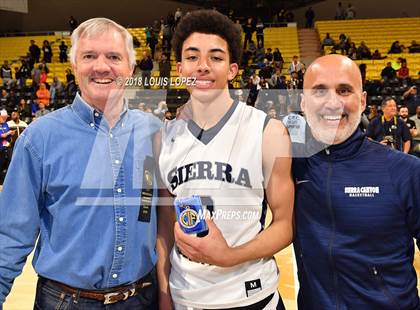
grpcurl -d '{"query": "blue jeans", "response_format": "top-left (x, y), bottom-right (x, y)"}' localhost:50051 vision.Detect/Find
top-left (33, 273), bottom-right (158, 310)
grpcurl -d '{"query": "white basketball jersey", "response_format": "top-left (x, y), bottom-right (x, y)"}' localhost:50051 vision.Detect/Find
top-left (159, 101), bottom-right (279, 309)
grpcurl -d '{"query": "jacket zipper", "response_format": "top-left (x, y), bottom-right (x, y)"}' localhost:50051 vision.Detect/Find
top-left (372, 266), bottom-right (400, 309)
top-left (325, 147), bottom-right (339, 310)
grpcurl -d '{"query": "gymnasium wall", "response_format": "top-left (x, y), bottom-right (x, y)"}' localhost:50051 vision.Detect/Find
top-left (292, 0), bottom-right (420, 27)
top-left (0, 0), bottom-right (199, 33)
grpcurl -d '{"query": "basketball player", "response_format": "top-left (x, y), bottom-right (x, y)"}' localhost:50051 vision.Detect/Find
top-left (155, 10), bottom-right (294, 310)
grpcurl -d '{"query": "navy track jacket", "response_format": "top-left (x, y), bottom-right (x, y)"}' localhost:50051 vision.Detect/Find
top-left (293, 129), bottom-right (420, 309)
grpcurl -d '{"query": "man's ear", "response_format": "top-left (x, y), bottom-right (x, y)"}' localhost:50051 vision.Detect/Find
top-left (300, 93), bottom-right (306, 113)
top-left (176, 62), bottom-right (182, 76)
top-left (361, 91), bottom-right (367, 111)
top-left (228, 63), bottom-right (239, 81)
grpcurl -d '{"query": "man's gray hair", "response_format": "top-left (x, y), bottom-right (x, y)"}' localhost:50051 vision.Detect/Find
top-left (69, 17), bottom-right (136, 69)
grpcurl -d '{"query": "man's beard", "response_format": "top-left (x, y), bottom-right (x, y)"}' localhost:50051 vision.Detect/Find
top-left (306, 113), bottom-right (361, 145)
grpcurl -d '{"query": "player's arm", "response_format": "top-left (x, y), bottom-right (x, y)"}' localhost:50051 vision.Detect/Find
top-left (401, 122), bottom-right (411, 153)
top-left (153, 131), bottom-right (175, 310)
top-left (225, 118), bottom-right (294, 265)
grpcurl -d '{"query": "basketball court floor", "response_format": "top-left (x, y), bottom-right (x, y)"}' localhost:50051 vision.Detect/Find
top-left (3, 212), bottom-right (420, 309)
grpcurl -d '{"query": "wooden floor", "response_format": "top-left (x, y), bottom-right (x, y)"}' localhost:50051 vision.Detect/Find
top-left (4, 248), bottom-right (420, 310)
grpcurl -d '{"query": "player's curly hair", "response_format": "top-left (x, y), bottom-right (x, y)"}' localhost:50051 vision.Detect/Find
top-left (172, 10), bottom-right (242, 65)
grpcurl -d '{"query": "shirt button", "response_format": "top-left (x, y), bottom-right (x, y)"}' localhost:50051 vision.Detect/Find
top-left (90, 123), bottom-right (94, 127)
top-left (94, 112), bottom-right (99, 117)
top-left (117, 246), bottom-right (123, 251)
top-left (117, 188), bottom-right (122, 193)
top-left (114, 160), bottom-right (120, 164)
top-left (110, 133), bottom-right (113, 138)
top-left (112, 273), bottom-right (118, 279)
top-left (119, 217), bottom-right (124, 222)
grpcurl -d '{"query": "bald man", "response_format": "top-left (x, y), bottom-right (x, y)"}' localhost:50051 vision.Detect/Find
top-left (293, 55), bottom-right (420, 309)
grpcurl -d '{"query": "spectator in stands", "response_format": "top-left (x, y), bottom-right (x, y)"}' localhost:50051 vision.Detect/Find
top-left (367, 105), bottom-right (378, 122)
top-left (65, 68), bottom-right (75, 84)
top-left (391, 56), bottom-right (404, 71)
top-left (403, 85), bottom-right (420, 116)
top-left (381, 62), bottom-right (396, 82)
top-left (68, 16), bottom-right (78, 33)
top-left (282, 104), bottom-right (306, 144)
top-left (255, 17), bottom-right (265, 48)
top-left (410, 106), bottom-right (420, 155)
top-left (7, 109), bottom-right (28, 152)
top-left (288, 55), bottom-right (302, 76)
top-left (321, 33), bottom-right (335, 49)
top-left (345, 3), bottom-right (356, 19)
top-left (367, 97), bottom-right (411, 153)
top-left (39, 69), bottom-right (48, 85)
top-left (389, 40), bottom-right (404, 54)
top-left (148, 33), bottom-right (158, 59)
top-left (264, 47), bottom-right (273, 65)
top-left (305, 7), bottom-right (315, 28)
top-left (267, 107), bottom-right (277, 119)
top-left (288, 71), bottom-right (302, 107)
top-left (159, 53), bottom-right (171, 88)
top-left (28, 40), bottom-right (40, 68)
top-left (5, 90), bottom-right (18, 112)
top-left (145, 26), bottom-right (152, 46)
top-left (162, 20), bottom-right (173, 52)
top-left (399, 105), bottom-right (417, 138)
top-left (50, 76), bottom-right (64, 105)
top-left (152, 19), bottom-right (161, 39)
top-left (42, 40), bottom-right (53, 63)
top-left (137, 102), bottom-right (145, 111)
top-left (408, 40), bottom-right (420, 53)
top-left (254, 47), bottom-right (265, 68)
top-left (18, 99), bottom-right (32, 123)
top-left (0, 109), bottom-right (14, 184)
top-left (174, 8), bottom-right (182, 26)
top-left (298, 62), bottom-right (306, 81)
top-left (273, 47), bottom-right (284, 69)
top-left (347, 42), bottom-right (357, 60)
top-left (371, 49), bottom-right (386, 59)
top-left (34, 102), bottom-right (50, 119)
top-left (36, 83), bottom-right (50, 107)
top-left (270, 70), bottom-right (288, 90)
top-left (329, 47), bottom-right (337, 54)
top-left (398, 61), bottom-right (410, 80)
top-left (1, 61), bottom-right (13, 88)
top-left (0, 89), bottom-right (9, 109)
top-left (335, 2), bottom-right (345, 20)
top-left (243, 17), bottom-right (254, 50)
top-left (285, 10), bottom-right (294, 22)
top-left (31, 64), bottom-right (42, 87)
top-left (59, 41), bottom-right (68, 63)
top-left (139, 51), bottom-right (153, 89)
top-left (132, 36), bottom-right (141, 48)
top-left (357, 41), bottom-right (372, 59)
top-left (259, 60), bottom-right (274, 80)
top-left (16, 59), bottom-right (30, 87)
top-left (247, 40), bottom-right (257, 60)
top-left (336, 34), bottom-right (349, 54)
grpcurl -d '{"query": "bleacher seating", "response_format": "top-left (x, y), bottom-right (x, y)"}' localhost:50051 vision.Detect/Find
top-left (316, 17), bottom-right (420, 80)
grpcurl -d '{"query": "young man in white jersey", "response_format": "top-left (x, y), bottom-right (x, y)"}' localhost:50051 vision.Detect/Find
top-left (156, 10), bottom-right (294, 310)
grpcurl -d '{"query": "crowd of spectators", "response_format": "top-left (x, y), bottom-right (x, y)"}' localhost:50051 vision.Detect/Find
top-left (0, 9), bottom-right (420, 183)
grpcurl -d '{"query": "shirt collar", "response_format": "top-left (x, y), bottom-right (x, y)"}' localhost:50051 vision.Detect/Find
top-left (71, 92), bottom-right (129, 126)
